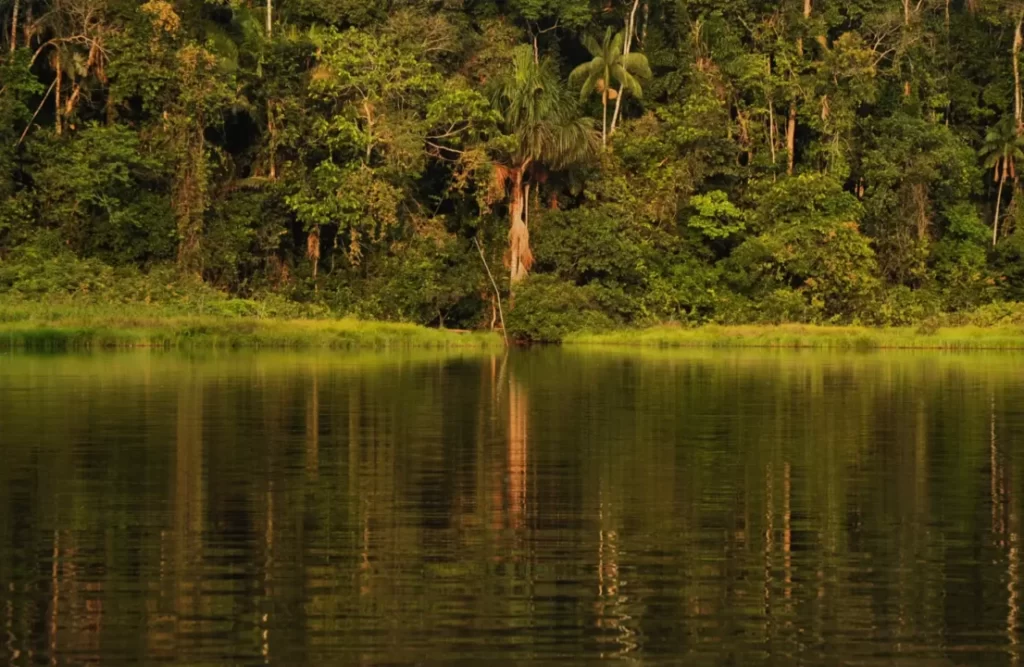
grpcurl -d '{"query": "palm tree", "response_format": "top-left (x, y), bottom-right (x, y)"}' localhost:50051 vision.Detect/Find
top-left (980, 116), bottom-right (1024, 246)
top-left (492, 45), bottom-right (597, 287)
top-left (569, 27), bottom-right (651, 147)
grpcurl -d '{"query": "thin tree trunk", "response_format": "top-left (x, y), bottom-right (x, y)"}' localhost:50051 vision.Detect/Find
top-left (55, 54), bottom-right (62, 135)
top-left (787, 1), bottom-right (809, 175)
top-left (767, 57), bottom-right (777, 167)
top-left (641, 1), bottom-right (649, 46)
top-left (609, 0), bottom-right (641, 137)
top-left (10, 0), bottom-right (18, 53)
top-left (786, 103), bottom-right (796, 175)
top-left (474, 237), bottom-right (509, 347)
top-left (1015, 13), bottom-right (1023, 131)
top-left (267, 99), bottom-right (277, 179)
top-left (17, 78), bottom-right (56, 145)
top-left (995, 169), bottom-right (1006, 247)
top-left (601, 90), bottom-right (608, 147)
top-left (266, 0), bottom-right (272, 38)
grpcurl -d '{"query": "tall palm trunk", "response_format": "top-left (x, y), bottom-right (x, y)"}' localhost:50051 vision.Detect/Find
top-left (266, 0), bottom-right (272, 37)
top-left (995, 163), bottom-right (1007, 247)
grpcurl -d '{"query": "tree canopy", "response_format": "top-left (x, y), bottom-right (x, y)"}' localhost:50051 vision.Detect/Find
top-left (3, 0), bottom-right (1024, 335)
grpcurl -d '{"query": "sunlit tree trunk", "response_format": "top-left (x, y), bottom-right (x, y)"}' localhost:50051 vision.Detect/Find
top-left (787, 0), bottom-right (812, 175)
top-left (602, 89), bottom-right (608, 147)
top-left (55, 53), bottom-right (62, 135)
top-left (265, 0), bottom-right (276, 180)
top-left (10, 0), bottom-right (18, 53)
top-left (609, 0), bottom-right (641, 137)
top-left (267, 100), bottom-right (277, 179)
top-left (786, 105), bottom-right (796, 175)
top-left (508, 164), bottom-right (533, 286)
top-left (307, 226), bottom-right (320, 283)
top-left (1015, 13), bottom-right (1023, 130)
top-left (995, 160), bottom-right (1007, 247)
top-left (767, 59), bottom-right (777, 167)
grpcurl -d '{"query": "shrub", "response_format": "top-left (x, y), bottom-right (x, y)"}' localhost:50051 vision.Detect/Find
top-left (505, 275), bottom-right (615, 342)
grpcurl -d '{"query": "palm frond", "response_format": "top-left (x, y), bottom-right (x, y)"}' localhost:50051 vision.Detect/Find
top-left (612, 65), bottom-right (643, 99)
top-left (578, 71), bottom-right (599, 102)
top-left (581, 33), bottom-right (602, 59)
top-left (622, 52), bottom-right (652, 79)
top-left (569, 59), bottom-right (599, 89)
top-left (610, 30), bottom-right (625, 56)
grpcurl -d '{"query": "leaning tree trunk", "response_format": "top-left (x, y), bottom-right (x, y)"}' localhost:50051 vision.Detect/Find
top-left (508, 168), bottom-right (533, 287)
top-left (995, 168), bottom-right (1007, 247)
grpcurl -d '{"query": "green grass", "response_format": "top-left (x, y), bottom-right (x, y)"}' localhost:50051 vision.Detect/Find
top-left (565, 323), bottom-right (1024, 350)
top-left (0, 302), bottom-right (502, 351)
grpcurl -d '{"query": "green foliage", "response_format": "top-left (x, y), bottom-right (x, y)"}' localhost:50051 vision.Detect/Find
top-left (505, 275), bottom-right (614, 342)
top-left (2, 0), bottom-right (1024, 333)
top-left (725, 175), bottom-right (879, 321)
top-left (687, 191), bottom-right (745, 239)
top-left (24, 125), bottom-right (174, 262)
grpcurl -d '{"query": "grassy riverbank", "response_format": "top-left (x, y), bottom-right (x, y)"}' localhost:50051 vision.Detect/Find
top-left (7, 301), bottom-right (1024, 352)
top-left (566, 324), bottom-right (1024, 350)
top-left (0, 303), bottom-right (501, 350)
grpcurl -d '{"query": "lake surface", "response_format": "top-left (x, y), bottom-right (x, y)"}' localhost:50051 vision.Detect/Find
top-left (1, 349), bottom-right (1024, 665)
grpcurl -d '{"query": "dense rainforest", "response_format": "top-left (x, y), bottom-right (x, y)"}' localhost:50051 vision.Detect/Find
top-left (4, 0), bottom-right (1024, 338)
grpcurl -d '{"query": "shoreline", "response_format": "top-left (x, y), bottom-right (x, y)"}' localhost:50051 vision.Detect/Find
top-left (0, 314), bottom-right (502, 350)
top-left (564, 324), bottom-right (1024, 350)
top-left (5, 303), bottom-right (1024, 351)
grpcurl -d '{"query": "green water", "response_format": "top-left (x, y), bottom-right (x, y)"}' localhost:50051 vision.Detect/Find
top-left (1, 349), bottom-right (1024, 665)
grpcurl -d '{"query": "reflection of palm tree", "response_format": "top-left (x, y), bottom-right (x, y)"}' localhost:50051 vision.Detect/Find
top-left (508, 377), bottom-right (528, 529)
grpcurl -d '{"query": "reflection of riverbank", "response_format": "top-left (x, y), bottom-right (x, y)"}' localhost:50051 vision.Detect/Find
top-left (3, 350), bottom-right (1024, 663)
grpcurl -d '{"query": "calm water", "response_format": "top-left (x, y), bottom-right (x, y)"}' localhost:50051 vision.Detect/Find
top-left (1, 349), bottom-right (1024, 665)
